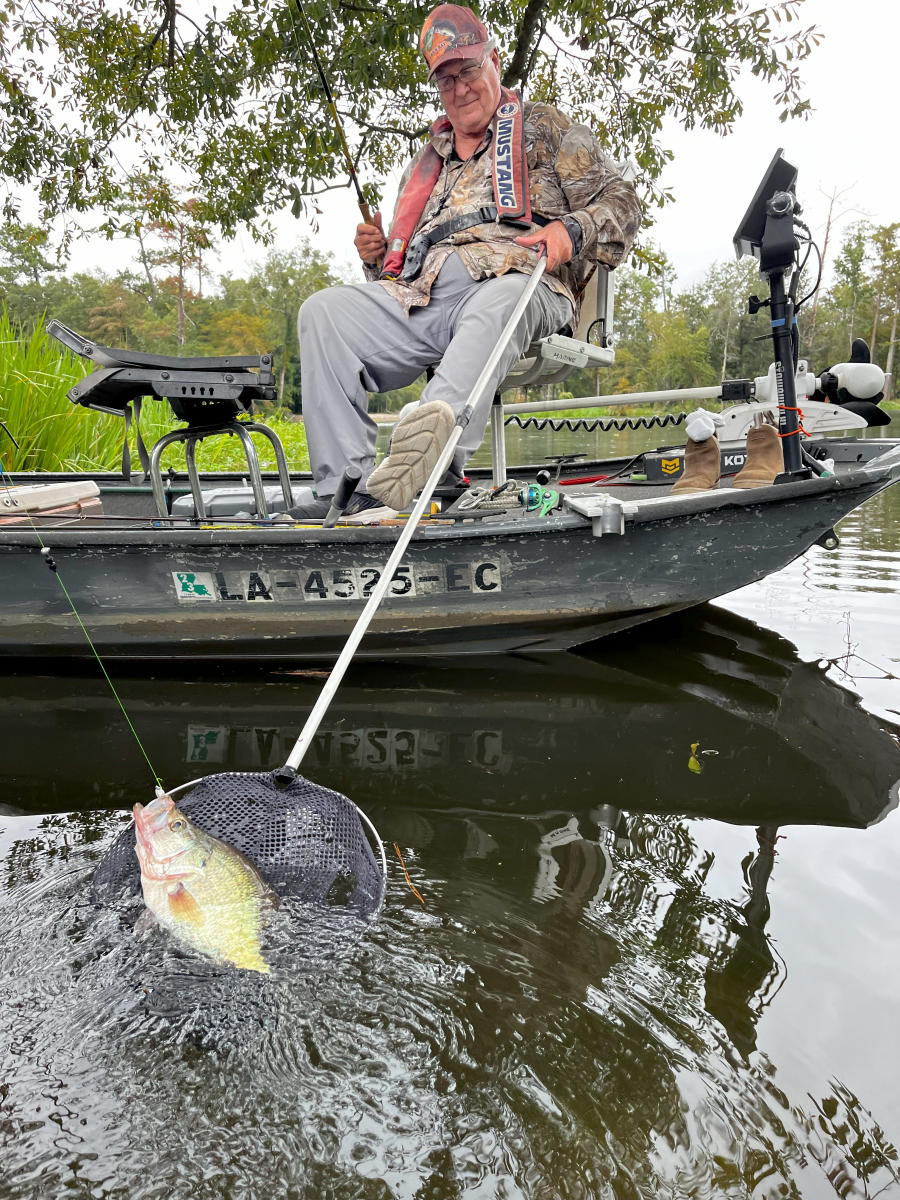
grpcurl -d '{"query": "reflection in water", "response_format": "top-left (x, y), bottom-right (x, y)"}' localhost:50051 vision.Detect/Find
top-left (704, 824), bottom-right (780, 1061)
top-left (4, 608), bottom-right (898, 828)
top-left (2, 608), bottom-right (900, 1197)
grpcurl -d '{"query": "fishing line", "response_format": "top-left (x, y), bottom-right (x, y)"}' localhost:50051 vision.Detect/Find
top-left (0, 442), bottom-right (163, 791)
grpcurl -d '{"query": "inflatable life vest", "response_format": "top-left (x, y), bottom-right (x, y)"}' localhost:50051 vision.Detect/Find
top-left (381, 88), bottom-right (530, 280)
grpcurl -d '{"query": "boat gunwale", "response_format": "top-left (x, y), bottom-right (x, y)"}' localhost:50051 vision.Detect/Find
top-left (0, 458), bottom-right (891, 549)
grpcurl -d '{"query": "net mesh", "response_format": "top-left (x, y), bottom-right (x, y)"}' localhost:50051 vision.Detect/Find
top-left (91, 771), bottom-right (383, 920)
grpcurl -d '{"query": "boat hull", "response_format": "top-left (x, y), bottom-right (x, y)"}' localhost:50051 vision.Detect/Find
top-left (0, 462), bottom-right (895, 660)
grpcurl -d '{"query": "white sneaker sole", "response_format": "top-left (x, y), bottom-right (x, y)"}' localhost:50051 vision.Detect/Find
top-left (367, 400), bottom-right (455, 511)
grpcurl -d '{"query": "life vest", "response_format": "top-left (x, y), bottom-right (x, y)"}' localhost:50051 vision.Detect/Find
top-left (381, 88), bottom-right (530, 280)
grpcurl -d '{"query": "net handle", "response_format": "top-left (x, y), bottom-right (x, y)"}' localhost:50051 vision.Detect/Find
top-left (281, 255), bottom-right (548, 774)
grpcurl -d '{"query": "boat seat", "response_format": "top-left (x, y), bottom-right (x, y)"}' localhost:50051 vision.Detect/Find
top-left (501, 265), bottom-right (616, 392)
top-left (488, 265), bottom-right (617, 487)
top-left (46, 320), bottom-right (291, 519)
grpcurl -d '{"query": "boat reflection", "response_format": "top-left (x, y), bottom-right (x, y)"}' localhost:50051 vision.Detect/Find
top-left (5, 606), bottom-right (898, 828)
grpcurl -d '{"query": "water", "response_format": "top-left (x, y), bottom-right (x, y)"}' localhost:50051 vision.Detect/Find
top-left (2, 430), bottom-right (900, 1199)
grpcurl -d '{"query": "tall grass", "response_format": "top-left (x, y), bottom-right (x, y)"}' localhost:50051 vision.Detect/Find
top-left (0, 309), bottom-right (310, 475)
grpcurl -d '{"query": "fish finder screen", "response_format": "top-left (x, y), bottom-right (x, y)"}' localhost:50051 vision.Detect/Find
top-left (733, 148), bottom-right (798, 260)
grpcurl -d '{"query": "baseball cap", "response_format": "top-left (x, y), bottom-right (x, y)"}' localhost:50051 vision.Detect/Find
top-left (420, 4), bottom-right (491, 79)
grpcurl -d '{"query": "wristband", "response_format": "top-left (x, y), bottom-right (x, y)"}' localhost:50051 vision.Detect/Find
top-left (560, 215), bottom-right (583, 258)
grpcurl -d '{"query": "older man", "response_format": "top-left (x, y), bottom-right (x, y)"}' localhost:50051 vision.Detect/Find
top-left (291, 3), bottom-right (640, 519)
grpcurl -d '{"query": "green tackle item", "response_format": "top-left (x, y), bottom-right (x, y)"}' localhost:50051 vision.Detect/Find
top-left (518, 484), bottom-right (560, 517)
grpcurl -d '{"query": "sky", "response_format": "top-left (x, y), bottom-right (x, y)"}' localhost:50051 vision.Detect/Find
top-left (61, 0), bottom-right (899, 294)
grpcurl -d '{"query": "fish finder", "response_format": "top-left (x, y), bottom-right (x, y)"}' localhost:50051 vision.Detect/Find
top-left (732, 148), bottom-right (798, 262)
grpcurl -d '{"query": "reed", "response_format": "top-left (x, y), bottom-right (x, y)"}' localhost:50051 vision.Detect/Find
top-left (0, 311), bottom-right (310, 474)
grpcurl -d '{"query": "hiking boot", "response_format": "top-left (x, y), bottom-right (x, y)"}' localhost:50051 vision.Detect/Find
top-left (672, 435), bottom-right (721, 493)
top-left (732, 423), bottom-right (783, 488)
top-left (367, 400), bottom-right (456, 511)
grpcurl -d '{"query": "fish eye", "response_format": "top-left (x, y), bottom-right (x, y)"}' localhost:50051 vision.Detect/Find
top-left (170, 818), bottom-right (187, 831)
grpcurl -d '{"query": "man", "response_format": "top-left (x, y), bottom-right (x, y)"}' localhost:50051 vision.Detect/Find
top-left (291, 2), bottom-right (641, 519)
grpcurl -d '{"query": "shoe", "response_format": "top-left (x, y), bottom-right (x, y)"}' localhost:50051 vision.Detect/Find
top-left (439, 467), bottom-right (467, 490)
top-left (732, 422), bottom-right (783, 488)
top-left (366, 400), bottom-right (455, 511)
top-left (672, 435), bottom-right (721, 493)
top-left (285, 491), bottom-right (384, 520)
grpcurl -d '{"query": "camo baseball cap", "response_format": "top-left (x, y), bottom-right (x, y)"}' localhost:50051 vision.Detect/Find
top-left (420, 4), bottom-right (491, 79)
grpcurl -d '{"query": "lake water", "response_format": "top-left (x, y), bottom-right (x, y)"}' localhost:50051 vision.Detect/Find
top-left (2, 427), bottom-right (899, 1199)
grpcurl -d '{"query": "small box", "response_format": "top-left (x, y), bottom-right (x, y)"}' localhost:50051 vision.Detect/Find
top-left (171, 483), bottom-right (312, 518)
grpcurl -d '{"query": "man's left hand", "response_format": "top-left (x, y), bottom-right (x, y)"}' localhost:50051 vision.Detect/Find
top-left (514, 221), bottom-right (573, 272)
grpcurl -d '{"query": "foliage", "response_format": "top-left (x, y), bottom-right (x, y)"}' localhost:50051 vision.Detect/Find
top-left (0, 234), bottom-right (348, 408)
top-left (0, 0), bottom-right (820, 236)
top-left (0, 308), bottom-right (118, 472)
top-left (798, 221), bottom-right (900, 396)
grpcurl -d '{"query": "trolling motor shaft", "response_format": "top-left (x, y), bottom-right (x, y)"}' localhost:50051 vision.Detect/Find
top-left (756, 188), bottom-right (810, 480)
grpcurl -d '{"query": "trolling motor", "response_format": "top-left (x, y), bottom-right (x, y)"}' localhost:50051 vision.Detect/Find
top-left (733, 149), bottom-right (812, 481)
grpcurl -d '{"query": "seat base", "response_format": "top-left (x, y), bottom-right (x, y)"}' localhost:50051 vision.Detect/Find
top-left (149, 421), bottom-right (294, 519)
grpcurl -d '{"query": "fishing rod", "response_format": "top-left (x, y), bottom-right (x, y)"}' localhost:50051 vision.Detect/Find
top-left (286, 0), bottom-right (374, 224)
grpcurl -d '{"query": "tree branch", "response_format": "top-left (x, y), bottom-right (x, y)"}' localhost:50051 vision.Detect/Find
top-left (503, 0), bottom-right (547, 89)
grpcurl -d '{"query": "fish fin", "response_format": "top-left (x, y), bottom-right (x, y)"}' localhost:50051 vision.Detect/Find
top-left (233, 951), bottom-right (270, 975)
top-left (133, 908), bottom-right (157, 935)
top-left (167, 883), bottom-right (203, 925)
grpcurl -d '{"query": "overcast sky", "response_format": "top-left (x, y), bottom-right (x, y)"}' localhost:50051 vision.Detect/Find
top-left (64, 0), bottom-right (897, 294)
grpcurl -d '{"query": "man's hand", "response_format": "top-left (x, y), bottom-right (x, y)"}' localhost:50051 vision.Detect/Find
top-left (514, 221), bottom-right (573, 272)
top-left (355, 211), bottom-right (387, 266)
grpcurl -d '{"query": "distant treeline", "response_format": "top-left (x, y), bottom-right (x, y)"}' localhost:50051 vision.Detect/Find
top-left (1, 218), bottom-right (897, 409)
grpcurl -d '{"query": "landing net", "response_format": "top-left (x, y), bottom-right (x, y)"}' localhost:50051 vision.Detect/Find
top-left (92, 770), bottom-right (385, 921)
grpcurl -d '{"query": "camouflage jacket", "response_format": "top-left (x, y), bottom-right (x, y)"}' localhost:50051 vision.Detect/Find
top-left (367, 102), bottom-right (641, 319)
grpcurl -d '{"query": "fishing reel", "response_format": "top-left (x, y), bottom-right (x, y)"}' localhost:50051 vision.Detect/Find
top-left (518, 483), bottom-right (560, 517)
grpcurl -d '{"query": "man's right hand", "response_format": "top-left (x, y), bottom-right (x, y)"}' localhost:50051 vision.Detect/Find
top-left (355, 212), bottom-right (387, 266)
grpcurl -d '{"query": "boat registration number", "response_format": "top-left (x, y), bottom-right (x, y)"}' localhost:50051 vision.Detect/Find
top-left (171, 561), bottom-right (502, 602)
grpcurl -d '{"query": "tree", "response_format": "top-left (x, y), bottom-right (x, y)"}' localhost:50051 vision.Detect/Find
top-left (867, 223), bottom-right (900, 401)
top-left (677, 258), bottom-right (775, 382)
top-left (241, 247), bottom-right (346, 402)
top-left (640, 312), bottom-right (717, 391)
top-left (0, 0), bottom-right (820, 237)
top-left (143, 193), bottom-right (214, 346)
top-left (0, 222), bottom-right (64, 287)
top-left (867, 223), bottom-right (900, 358)
top-left (829, 223), bottom-right (871, 348)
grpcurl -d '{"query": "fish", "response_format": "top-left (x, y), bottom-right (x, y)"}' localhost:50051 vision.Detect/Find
top-left (133, 794), bottom-right (276, 974)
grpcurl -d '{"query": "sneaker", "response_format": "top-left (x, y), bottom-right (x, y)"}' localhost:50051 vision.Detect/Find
top-left (367, 400), bottom-right (455, 511)
top-left (285, 490), bottom-right (384, 521)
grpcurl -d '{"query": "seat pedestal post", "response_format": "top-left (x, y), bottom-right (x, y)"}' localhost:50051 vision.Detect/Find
top-left (490, 394), bottom-right (507, 490)
top-left (148, 420), bottom-right (294, 519)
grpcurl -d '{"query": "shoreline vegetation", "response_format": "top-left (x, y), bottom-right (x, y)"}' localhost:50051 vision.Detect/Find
top-left (1, 310), bottom-right (896, 477)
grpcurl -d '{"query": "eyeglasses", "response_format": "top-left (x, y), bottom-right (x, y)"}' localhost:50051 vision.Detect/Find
top-left (434, 51), bottom-right (491, 96)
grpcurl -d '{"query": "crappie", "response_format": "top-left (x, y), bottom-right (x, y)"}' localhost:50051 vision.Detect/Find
top-left (133, 794), bottom-right (275, 974)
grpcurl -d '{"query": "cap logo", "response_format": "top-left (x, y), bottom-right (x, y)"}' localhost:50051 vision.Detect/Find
top-left (424, 24), bottom-right (455, 59)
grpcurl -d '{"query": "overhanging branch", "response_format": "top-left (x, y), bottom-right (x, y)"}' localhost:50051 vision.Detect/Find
top-left (503, 0), bottom-right (547, 89)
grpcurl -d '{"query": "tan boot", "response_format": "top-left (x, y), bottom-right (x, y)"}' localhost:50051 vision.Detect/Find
top-left (672, 435), bottom-right (720, 493)
top-left (732, 423), bottom-right (783, 489)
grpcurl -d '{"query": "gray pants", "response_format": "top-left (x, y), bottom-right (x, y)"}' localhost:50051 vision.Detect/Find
top-left (297, 252), bottom-right (572, 496)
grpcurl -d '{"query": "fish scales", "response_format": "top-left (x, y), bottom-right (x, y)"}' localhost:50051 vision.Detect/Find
top-left (133, 794), bottom-right (275, 974)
